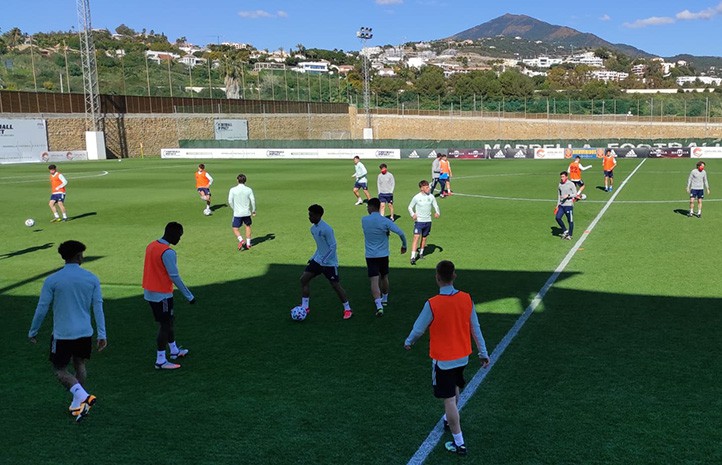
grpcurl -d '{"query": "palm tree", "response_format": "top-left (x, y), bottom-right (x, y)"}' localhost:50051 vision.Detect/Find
top-left (221, 54), bottom-right (242, 99)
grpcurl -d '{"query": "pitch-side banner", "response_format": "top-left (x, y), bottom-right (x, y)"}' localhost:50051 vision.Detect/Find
top-left (691, 147), bottom-right (722, 159)
top-left (161, 148), bottom-right (401, 160)
top-left (0, 118), bottom-right (48, 164)
top-left (214, 119), bottom-right (248, 141)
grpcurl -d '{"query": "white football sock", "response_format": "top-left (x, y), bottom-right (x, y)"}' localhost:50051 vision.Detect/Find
top-left (453, 432), bottom-right (464, 446)
top-left (69, 383), bottom-right (89, 407)
top-left (156, 350), bottom-right (167, 364)
top-left (374, 298), bottom-right (383, 310)
top-left (301, 297), bottom-right (309, 309)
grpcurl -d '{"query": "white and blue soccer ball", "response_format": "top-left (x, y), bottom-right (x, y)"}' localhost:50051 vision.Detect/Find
top-left (203, 209), bottom-right (212, 216)
top-left (580, 194), bottom-right (587, 200)
top-left (290, 306), bottom-right (307, 321)
top-left (25, 218), bottom-right (35, 227)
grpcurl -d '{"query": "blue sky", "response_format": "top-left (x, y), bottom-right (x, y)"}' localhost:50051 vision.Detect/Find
top-left (3, 1), bottom-right (722, 57)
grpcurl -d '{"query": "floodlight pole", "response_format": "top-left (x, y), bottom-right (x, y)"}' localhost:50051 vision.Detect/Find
top-left (357, 27), bottom-right (373, 139)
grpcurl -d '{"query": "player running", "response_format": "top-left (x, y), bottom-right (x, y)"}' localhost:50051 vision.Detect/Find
top-left (195, 163), bottom-right (214, 215)
top-left (48, 164), bottom-right (69, 222)
top-left (555, 171), bottom-right (577, 240)
top-left (568, 156), bottom-right (592, 199)
top-left (352, 156), bottom-right (371, 205)
top-left (408, 180), bottom-right (440, 265)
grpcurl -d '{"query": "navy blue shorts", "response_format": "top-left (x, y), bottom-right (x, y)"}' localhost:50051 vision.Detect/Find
top-left (572, 180), bottom-right (585, 188)
top-left (432, 362), bottom-right (466, 399)
top-left (366, 256), bottom-right (389, 278)
top-left (148, 297), bottom-right (174, 323)
top-left (413, 221), bottom-right (432, 237)
top-left (690, 189), bottom-right (704, 199)
top-left (50, 193), bottom-right (66, 202)
top-left (354, 181), bottom-right (368, 190)
top-left (232, 216), bottom-right (252, 227)
top-left (379, 193), bottom-right (393, 204)
top-left (49, 336), bottom-right (92, 369)
top-left (603, 170), bottom-right (614, 178)
top-left (305, 259), bottom-right (339, 282)
top-left (197, 187), bottom-right (211, 196)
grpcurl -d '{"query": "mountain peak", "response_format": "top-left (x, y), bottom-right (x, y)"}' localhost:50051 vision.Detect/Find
top-left (450, 14), bottom-right (650, 57)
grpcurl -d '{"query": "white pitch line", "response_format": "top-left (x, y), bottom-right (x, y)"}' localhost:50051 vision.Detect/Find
top-left (406, 159), bottom-right (648, 465)
top-left (1, 171), bottom-right (109, 184)
top-left (453, 192), bottom-right (721, 204)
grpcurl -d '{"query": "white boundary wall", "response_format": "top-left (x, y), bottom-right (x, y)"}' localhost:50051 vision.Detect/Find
top-left (161, 148), bottom-right (400, 160)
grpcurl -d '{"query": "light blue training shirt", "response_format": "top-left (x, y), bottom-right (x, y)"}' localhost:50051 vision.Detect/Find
top-left (361, 211), bottom-right (407, 258)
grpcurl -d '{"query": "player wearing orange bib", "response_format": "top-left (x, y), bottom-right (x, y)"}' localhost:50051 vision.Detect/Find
top-left (568, 156), bottom-right (592, 199)
top-left (602, 149), bottom-right (617, 192)
top-left (48, 164), bottom-right (68, 222)
top-left (195, 164), bottom-right (214, 215)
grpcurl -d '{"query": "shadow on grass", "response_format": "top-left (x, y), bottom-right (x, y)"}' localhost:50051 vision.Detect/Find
top-left (595, 185), bottom-right (608, 192)
top-left (6, 263), bottom-right (721, 464)
top-left (252, 233), bottom-right (276, 247)
top-left (0, 255), bottom-right (104, 294)
top-left (550, 226), bottom-right (565, 236)
top-left (0, 243), bottom-right (54, 260)
top-left (422, 243), bottom-right (443, 258)
top-left (69, 212), bottom-right (98, 221)
top-left (673, 209), bottom-right (692, 217)
top-left (210, 204), bottom-right (228, 212)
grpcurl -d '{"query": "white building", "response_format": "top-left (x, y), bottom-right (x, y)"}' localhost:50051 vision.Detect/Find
top-left (677, 76), bottom-right (722, 86)
top-left (179, 55), bottom-right (207, 68)
top-left (631, 64), bottom-right (646, 76)
top-left (407, 57), bottom-right (427, 69)
top-left (293, 61), bottom-right (330, 74)
top-left (145, 50), bottom-right (180, 64)
top-left (566, 52), bottom-right (604, 68)
top-left (590, 70), bottom-right (629, 82)
top-left (522, 56), bottom-right (563, 68)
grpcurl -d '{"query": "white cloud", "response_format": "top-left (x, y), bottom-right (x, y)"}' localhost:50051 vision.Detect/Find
top-left (600, 14), bottom-right (611, 21)
top-left (676, 2), bottom-right (722, 20)
top-left (623, 16), bottom-right (675, 28)
top-left (626, 2), bottom-right (722, 28)
top-left (238, 10), bottom-right (288, 19)
top-left (376, 0), bottom-right (403, 4)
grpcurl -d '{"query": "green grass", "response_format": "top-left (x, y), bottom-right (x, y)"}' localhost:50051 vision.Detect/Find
top-left (1, 158), bottom-right (720, 465)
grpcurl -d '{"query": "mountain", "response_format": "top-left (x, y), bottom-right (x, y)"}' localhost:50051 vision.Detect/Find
top-left (450, 13), bottom-right (652, 58)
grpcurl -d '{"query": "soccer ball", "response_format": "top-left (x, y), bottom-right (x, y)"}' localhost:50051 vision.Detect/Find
top-left (203, 209), bottom-right (212, 216)
top-left (25, 218), bottom-right (35, 227)
top-left (580, 194), bottom-right (587, 200)
top-left (290, 306), bottom-right (307, 321)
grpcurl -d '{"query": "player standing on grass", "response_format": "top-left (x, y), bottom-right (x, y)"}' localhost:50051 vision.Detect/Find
top-left (430, 153), bottom-right (442, 195)
top-left (48, 164), bottom-right (68, 222)
top-left (377, 163), bottom-right (396, 220)
top-left (555, 171), bottom-right (577, 240)
top-left (439, 154), bottom-right (453, 197)
top-left (687, 161), bottom-right (710, 218)
top-left (602, 149), bottom-right (617, 192)
top-left (352, 156), bottom-right (371, 205)
top-left (142, 222), bottom-right (195, 370)
top-left (568, 156), bottom-right (592, 199)
top-left (361, 198), bottom-right (407, 316)
top-left (299, 204), bottom-right (354, 320)
top-left (195, 163), bottom-right (214, 215)
top-left (404, 260), bottom-right (490, 457)
top-left (28, 240), bottom-right (106, 422)
top-left (228, 174), bottom-right (256, 250)
top-left (408, 180), bottom-right (440, 265)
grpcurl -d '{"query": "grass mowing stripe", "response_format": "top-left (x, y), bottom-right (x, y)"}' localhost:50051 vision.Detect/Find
top-left (407, 159), bottom-right (647, 465)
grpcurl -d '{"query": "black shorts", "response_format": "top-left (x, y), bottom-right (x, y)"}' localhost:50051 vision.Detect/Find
top-left (148, 297), bottom-right (175, 323)
top-left (432, 362), bottom-right (466, 399)
top-left (366, 256), bottom-right (389, 278)
top-left (572, 180), bottom-right (585, 188)
top-left (49, 336), bottom-right (92, 369)
top-left (305, 259), bottom-right (339, 282)
top-left (232, 216), bottom-right (252, 227)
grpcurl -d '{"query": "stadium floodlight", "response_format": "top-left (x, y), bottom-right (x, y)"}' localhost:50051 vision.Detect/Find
top-left (357, 27), bottom-right (373, 138)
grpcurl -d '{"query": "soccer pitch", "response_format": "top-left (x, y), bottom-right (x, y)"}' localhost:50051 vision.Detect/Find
top-left (1, 158), bottom-right (720, 465)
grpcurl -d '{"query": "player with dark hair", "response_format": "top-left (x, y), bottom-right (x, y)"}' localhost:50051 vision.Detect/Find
top-left (568, 155), bottom-right (592, 199)
top-left (408, 180), bottom-right (440, 265)
top-left (195, 163), bottom-right (214, 215)
top-left (377, 163), bottom-right (396, 220)
top-left (556, 171), bottom-right (577, 240)
top-left (142, 222), bottom-right (195, 370)
top-left (28, 240), bottom-right (107, 422)
top-left (48, 164), bottom-right (69, 222)
top-left (687, 161), bottom-right (710, 217)
top-left (299, 204), bottom-right (354, 319)
top-left (228, 173), bottom-right (256, 250)
top-left (602, 149), bottom-right (617, 192)
top-left (352, 156), bottom-right (371, 206)
top-left (362, 197), bottom-right (406, 316)
top-left (404, 260), bottom-right (490, 456)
